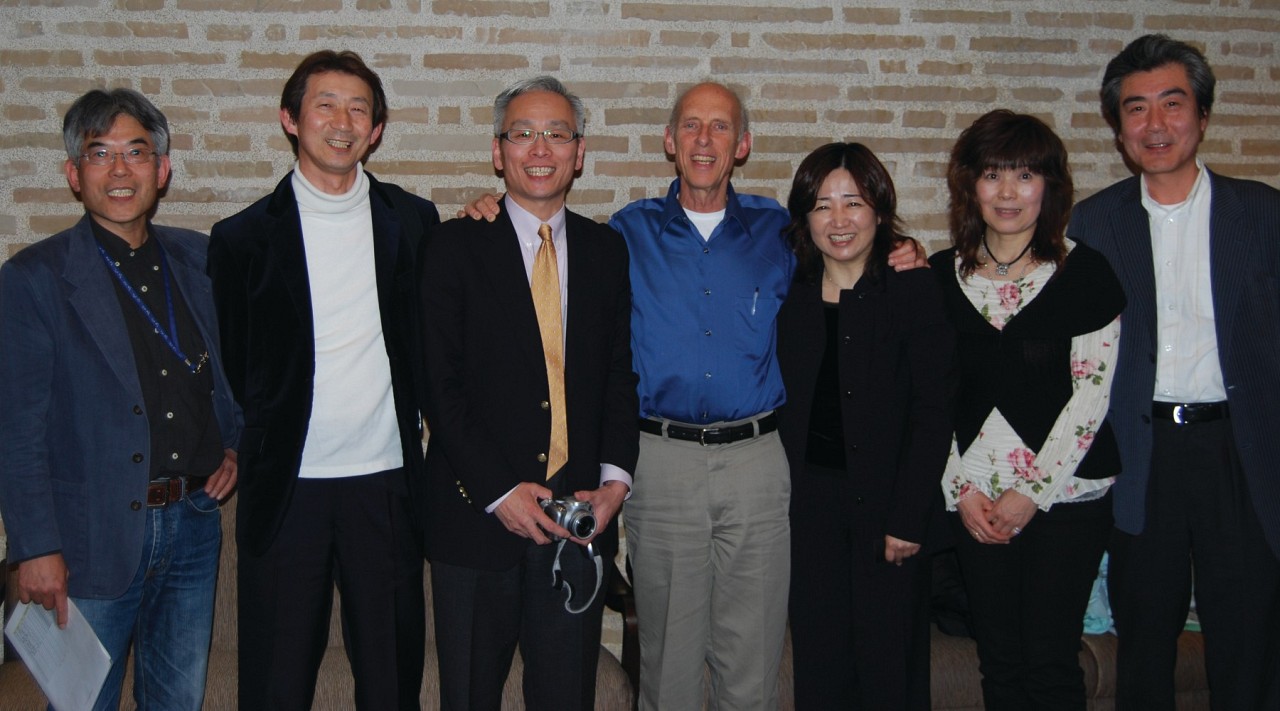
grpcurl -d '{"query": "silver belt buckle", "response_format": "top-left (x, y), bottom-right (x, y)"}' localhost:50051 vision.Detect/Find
top-left (1172, 404), bottom-right (1187, 425)
top-left (699, 427), bottom-right (720, 446)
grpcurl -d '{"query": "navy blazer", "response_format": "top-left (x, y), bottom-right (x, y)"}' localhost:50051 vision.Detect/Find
top-left (208, 171), bottom-right (439, 555)
top-left (1069, 170), bottom-right (1280, 557)
top-left (0, 216), bottom-right (241, 598)
top-left (418, 206), bottom-right (639, 570)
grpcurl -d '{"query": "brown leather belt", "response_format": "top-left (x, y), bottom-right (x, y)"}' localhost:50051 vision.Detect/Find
top-left (639, 413), bottom-right (777, 446)
top-left (146, 476), bottom-right (208, 508)
top-left (1152, 401), bottom-right (1229, 425)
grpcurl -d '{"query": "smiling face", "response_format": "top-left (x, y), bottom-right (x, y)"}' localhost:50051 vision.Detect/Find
top-left (1117, 62), bottom-right (1207, 202)
top-left (976, 167), bottom-right (1044, 245)
top-left (664, 83), bottom-right (751, 211)
top-left (492, 90), bottom-right (585, 221)
top-left (807, 168), bottom-right (879, 272)
top-left (64, 113), bottom-right (170, 247)
top-left (281, 70), bottom-right (384, 194)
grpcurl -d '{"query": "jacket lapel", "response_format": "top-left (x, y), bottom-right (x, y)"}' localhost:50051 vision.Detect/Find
top-left (1109, 180), bottom-right (1159, 346)
top-left (265, 174), bottom-right (316, 340)
top-left (63, 217), bottom-right (142, 399)
top-left (1207, 171), bottom-right (1248, 363)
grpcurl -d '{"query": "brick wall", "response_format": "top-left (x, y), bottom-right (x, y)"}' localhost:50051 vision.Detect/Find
top-left (1, 0), bottom-right (1277, 260)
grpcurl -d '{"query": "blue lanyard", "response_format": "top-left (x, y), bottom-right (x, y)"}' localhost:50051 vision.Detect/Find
top-left (96, 241), bottom-right (207, 374)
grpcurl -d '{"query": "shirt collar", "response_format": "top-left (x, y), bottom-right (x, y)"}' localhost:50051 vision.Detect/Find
top-left (659, 178), bottom-right (749, 239)
top-left (1140, 158), bottom-right (1207, 216)
top-left (90, 216), bottom-right (157, 261)
top-left (503, 194), bottom-right (566, 243)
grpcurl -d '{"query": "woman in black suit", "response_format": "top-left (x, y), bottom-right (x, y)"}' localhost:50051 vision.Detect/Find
top-left (929, 110), bottom-right (1125, 711)
top-left (777, 142), bottom-right (956, 710)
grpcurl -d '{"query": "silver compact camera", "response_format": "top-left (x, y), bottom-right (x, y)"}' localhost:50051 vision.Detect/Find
top-left (540, 497), bottom-right (597, 541)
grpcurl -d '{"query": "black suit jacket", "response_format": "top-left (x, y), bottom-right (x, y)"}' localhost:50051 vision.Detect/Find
top-left (1069, 170), bottom-right (1280, 557)
top-left (208, 171), bottom-right (439, 555)
top-left (775, 268), bottom-right (956, 548)
top-left (419, 206), bottom-right (639, 571)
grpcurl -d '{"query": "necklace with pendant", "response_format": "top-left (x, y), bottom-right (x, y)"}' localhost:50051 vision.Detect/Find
top-left (983, 236), bottom-right (1033, 277)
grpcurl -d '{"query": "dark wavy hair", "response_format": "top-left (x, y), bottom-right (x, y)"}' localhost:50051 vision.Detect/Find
top-left (785, 142), bottom-right (905, 286)
top-left (1101, 34), bottom-right (1215, 135)
top-left (279, 50), bottom-right (388, 156)
top-left (946, 110), bottom-right (1072, 278)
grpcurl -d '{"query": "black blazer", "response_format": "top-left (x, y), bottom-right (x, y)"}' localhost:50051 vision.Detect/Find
top-left (208, 172), bottom-right (439, 555)
top-left (776, 267), bottom-right (956, 547)
top-left (418, 206), bottom-right (639, 570)
top-left (1069, 170), bottom-right (1280, 556)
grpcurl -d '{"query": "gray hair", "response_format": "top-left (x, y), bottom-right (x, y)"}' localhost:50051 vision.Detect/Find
top-left (493, 76), bottom-right (585, 136)
top-left (62, 88), bottom-right (170, 161)
top-left (668, 82), bottom-right (750, 141)
top-left (1100, 34), bottom-right (1215, 135)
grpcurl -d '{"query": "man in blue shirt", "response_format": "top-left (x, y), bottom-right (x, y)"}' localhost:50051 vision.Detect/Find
top-left (608, 82), bottom-right (793, 711)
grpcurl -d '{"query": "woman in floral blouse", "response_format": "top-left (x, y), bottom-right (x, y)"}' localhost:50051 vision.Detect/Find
top-left (928, 109), bottom-right (1126, 711)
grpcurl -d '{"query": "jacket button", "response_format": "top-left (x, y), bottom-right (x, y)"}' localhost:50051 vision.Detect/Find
top-left (855, 497), bottom-right (864, 505)
top-left (130, 500), bottom-right (142, 511)
top-left (537, 453), bottom-right (548, 463)
top-left (844, 390), bottom-right (853, 398)
top-left (133, 405), bottom-right (143, 415)
top-left (132, 452), bottom-right (144, 463)
top-left (540, 401), bottom-right (550, 410)
top-left (842, 336), bottom-right (851, 344)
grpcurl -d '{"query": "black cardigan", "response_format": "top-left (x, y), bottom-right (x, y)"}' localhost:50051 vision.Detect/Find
top-left (776, 267), bottom-right (956, 546)
top-left (928, 243), bottom-right (1126, 481)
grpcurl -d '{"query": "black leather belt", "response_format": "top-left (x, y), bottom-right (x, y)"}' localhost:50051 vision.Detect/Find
top-left (146, 475), bottom-right (208, 508)
top-left (1152, 401), bottom-right (1229, 425)
top-left (639, 413), bottom-right (777, 446)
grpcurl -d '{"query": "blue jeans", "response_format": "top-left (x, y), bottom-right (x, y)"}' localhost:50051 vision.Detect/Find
top-left (70, 487), bottom-right (222, 711)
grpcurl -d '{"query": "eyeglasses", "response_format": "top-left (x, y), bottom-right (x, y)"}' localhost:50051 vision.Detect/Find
top-left (496, 129), bottom-right (581, 145)
top-left (79, 148), bottom-right (157, 166)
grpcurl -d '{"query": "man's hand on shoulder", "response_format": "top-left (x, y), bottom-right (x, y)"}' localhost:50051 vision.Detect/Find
top-left (570, 480), bottom-right (628, 547)
top-left (18, 553), bottom-right (70, 628)
top-left (494, 481), bottom-right (571, 544)
top-left (456, 192), bottom-right (504, 221)
top-left (887, 237), bottom-right (928, 271)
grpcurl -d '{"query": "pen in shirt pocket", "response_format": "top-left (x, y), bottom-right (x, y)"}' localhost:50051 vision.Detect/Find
top-left (752, 287), bottom-right (759, 315)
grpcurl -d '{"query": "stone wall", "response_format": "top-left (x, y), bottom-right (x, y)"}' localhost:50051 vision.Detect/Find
top-left (2, 0), bottom-right (1278, 255)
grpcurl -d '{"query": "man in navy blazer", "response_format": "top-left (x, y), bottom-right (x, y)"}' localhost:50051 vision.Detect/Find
top-left (419, 76), bottom-right (638, 711)
top-left (208, 51), bottom-right (437, 710)
top-left (1069, 34), bottom-right (1280, 710)
top-left (0, 89), bottom-right (240, 710)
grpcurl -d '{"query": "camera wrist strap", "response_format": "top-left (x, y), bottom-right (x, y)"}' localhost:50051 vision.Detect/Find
top-left (552, 540), bottom-right (603, 614)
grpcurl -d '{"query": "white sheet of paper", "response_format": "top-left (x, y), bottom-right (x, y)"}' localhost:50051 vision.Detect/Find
top-left (4, 598), bottom-right (111, 711)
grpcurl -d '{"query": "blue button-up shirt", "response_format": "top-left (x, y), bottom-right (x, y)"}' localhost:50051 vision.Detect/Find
top-left (609, 179), bottom-right (794, 424)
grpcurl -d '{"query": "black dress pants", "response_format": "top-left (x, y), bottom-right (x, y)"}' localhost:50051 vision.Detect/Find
top-left (237, 469), bottom-right (426, 711)
top-left (789, 462), bottom-right (932, 711)
top-left (430, 539), bottom-right (607, 711)
top-left (1109, 418), bottom-right (1280, 711)
top-left (950, 492), bottom-right (1112, 711)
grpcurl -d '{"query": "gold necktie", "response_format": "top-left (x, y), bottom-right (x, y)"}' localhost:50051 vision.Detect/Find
top-left (532, 223), bottom-right (568, 479)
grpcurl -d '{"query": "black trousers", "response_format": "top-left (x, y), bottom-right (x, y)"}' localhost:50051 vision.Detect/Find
top-left (237, 469), bottom-right (425, 711)
top-left (431, 539), bottom-right (607, 711)
top-left (1110, 418), bottom-right (1280, 711)
top-left (950, 492), bottom-right (1112, 711)
top-left (789, 462), bottom-right (932, 711)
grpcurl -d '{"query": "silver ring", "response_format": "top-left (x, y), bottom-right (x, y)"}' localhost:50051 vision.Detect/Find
top-left (1012, 526), bottom-right (1022, 535)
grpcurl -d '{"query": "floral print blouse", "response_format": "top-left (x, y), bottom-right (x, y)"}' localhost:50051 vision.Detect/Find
top-left (943, 240), bottom-right (1123, 511)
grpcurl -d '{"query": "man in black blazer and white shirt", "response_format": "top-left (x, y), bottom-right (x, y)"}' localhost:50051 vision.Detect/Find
top-left (419, 76), bottom-right (638, 711)
top-left (1069, 35), bottom-right (1280, 710)
top-left (208, 51), bottom-right (437, 710)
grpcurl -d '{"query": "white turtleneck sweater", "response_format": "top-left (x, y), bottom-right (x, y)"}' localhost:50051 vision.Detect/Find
top-left (292, 164), bottom-right (402, 478)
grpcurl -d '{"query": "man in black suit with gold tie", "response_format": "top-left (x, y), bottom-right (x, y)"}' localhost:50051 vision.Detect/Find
top-left (418, 75), bottom-right (639, 711)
